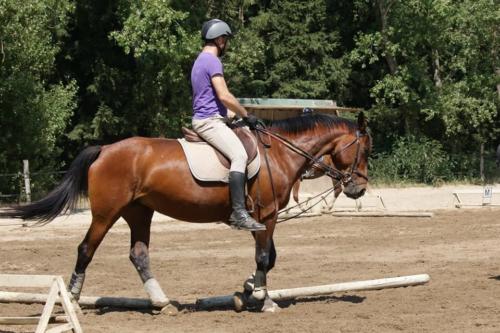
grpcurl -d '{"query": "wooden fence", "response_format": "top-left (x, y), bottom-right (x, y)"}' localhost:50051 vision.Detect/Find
top-left (0, 160), bottom-right (65, 204)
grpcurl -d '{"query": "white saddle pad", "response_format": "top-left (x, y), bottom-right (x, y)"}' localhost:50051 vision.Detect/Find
top-left (177, 139), bottom-right (260, 183)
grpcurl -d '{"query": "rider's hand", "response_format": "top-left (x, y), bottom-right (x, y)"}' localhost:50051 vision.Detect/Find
top-left (243, 114), bottom-right (260, 130)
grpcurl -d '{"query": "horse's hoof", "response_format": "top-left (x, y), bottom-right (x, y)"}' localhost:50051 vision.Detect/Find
top-left (233, 292), bottom-right (246, 312)
top-left (321, 207), bottom-right (334, 214)
top-left (69, 292), bottom-right (80, 302)
top-left (261, 298), bottom-right (280, 313)
top-left (252, 287), bottom-right (267, 300)
top-left (160, 303), bottom-right (179, 316)
top-left (152, 299), bottom-right (170, 308)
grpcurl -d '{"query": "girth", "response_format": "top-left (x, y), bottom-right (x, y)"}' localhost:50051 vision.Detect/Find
top-left (181, 126), bottom-right (258, 169)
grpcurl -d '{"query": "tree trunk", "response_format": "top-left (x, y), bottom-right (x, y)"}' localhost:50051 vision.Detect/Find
top-left (377, 0), bottom-right (398, 74)
top-left (433, 49), bottom-right (443, 88)
top-left (0, 39), bottom-right (4, 64)
top-left (239, 3), bottom-right (244, 24)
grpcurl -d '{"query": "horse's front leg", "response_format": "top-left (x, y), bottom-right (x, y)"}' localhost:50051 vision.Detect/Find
top-left (237, 236), bottom-right (279, 312)
top-left (255, 237), bottom-right (280, 312)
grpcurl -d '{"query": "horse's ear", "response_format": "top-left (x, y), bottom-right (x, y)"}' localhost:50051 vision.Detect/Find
top-left (357, 111), bottom-right (367, 133)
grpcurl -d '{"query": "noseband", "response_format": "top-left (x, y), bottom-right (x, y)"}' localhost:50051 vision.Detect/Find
top-left (255, 126), bottom-right (369, 186)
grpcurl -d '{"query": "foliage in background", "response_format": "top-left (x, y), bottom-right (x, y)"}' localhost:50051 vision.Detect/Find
top-left (350, 0), bottom-right (499, 162)
top-left (62, 0), bottom-right (198, 148)
top-left (110, 0), bottom-right (198, 137)
top-left (0, 0), bottom-right (76, 197)
top-left (370, 135), bottom-right (453, 185)
top-left (225, 0), bottom-right (351, 102)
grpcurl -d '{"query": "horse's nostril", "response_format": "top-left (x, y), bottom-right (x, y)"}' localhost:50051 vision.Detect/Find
top-left (359, 188), bottom-right (366, 196)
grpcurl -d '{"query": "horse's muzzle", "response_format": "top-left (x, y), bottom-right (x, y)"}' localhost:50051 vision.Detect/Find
top-left (343, 184), bottom-right (366, 199)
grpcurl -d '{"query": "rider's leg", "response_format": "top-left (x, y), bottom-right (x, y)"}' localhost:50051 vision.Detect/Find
top-left (192, 116), bottom-right (266, 231)
top-left (227, 171), bottom-right (266, 230)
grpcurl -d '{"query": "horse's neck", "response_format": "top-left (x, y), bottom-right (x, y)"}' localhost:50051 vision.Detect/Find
top-left (269, 128), bottom-right (344, 179)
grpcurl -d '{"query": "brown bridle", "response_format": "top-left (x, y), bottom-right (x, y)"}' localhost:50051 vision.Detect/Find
top-left (328, 129), bottom-right (369, 184)
top-left (255, 126), bottom-right (369, 186)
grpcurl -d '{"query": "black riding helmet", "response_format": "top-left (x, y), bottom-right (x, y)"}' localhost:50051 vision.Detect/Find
top-left (201, 19), bottom-right (232, 40)
top-left (201, 19), bottom-right (232, 56)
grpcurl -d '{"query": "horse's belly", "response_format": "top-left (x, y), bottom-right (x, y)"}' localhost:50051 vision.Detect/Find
top-left (133, 140), bottom-right (235, 223)
top-left (141, 191), bottom-right (231, 223)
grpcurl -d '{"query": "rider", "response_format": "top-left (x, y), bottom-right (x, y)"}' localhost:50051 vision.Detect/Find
top-left (190, 19), bottom-right (266, 232)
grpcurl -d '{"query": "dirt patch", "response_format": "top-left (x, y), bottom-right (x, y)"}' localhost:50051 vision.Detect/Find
top-left (1, 208), bottom-right (500, 332)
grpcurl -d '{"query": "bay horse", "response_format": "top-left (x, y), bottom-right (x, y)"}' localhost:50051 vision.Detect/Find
top-left (1, 112), bottom-right (371, 312)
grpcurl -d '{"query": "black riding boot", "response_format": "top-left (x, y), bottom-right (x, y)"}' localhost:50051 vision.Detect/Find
top-left (228, 171), bottom-right (266, 231)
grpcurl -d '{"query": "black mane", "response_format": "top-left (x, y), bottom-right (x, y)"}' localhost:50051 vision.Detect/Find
top-left (266, 113), bottom-right (357, 134)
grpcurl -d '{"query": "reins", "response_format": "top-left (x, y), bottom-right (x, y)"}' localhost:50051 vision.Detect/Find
top-left (254, 125), bottom-right (368, 184)
top-left (276, 185), bottom-right (338, 223)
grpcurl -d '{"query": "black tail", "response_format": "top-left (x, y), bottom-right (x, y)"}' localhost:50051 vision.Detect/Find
top-left (0, 146), bottom-right (102, 224)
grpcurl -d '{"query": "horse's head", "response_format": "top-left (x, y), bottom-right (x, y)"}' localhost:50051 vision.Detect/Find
top-left (328, 112), bottom-right (371, 199)
top-left (263, 112), bottom-right (371, 200)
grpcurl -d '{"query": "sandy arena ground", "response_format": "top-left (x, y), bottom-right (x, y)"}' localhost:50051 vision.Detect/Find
top-left (1, 186), bottom-right (500, 332)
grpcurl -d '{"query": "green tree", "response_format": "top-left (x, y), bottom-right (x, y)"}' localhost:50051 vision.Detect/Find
top-left (0, 0), bottom-right (76, 195)
top-left (421, 0), bottom-right (499, 152)
top-left (350, 0), bottom-right (498, 172)
top-left (110, 0), bottom-right (199, 136)
top-left (225, 0), bottom-right (350, 102)
top-left (63, 0), bottom-right (199, 147)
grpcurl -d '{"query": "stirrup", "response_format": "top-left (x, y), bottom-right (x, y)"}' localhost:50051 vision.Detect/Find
top-left (229, 212), bottom-right (266, 231)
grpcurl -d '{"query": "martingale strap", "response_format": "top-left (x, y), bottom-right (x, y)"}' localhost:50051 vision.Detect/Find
top-left (252, 123), bottom-right (368, 222)
top-left (255, 129), bottom-right (279, 221)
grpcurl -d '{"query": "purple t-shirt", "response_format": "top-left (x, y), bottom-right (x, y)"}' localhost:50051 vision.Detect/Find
top-left (191, 52), bottom-right (228, 119)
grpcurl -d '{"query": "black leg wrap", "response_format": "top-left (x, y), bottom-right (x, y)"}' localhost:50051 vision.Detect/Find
top-left (254, 270), bottom-right (266, 289)
top-left (255, 247), bottom-right (270, 272)
top-left (267, 240), bottom-right (277, 271)
top-left (129, 243), bottom-right (154, 283)
top-left (253, 247), bottom-right (269, 301)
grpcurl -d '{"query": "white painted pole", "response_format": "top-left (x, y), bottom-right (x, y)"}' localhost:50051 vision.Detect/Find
top-left (0, 274), bottom-right (430, 310)
top-left (331, 212), bottom-right (433, 218)
top-left (0, 291), bottom-right (155, 309)
top-left (0, 315), bottom-right (68, 325)
top-left (196, 274), bottom-right (430, 309)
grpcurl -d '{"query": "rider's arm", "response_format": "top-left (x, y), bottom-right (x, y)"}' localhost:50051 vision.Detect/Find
top-left (227, 109), bottom-right (236, 119)
top-left (211, 75), bottom-right (248, 118)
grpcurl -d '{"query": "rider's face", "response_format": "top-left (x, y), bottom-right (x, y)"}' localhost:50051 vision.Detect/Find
top-left (215, 36), bottom-right (229, 54)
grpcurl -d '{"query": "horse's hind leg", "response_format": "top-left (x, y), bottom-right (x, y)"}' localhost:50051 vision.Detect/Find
top-left (122, 203), bottom-right (170, 308)
top-left (68, 214), bottom-right (119, 300)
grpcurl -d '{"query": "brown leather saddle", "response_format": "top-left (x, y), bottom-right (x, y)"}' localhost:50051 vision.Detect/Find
top-left (181, 126), bottom-right (258, 169)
